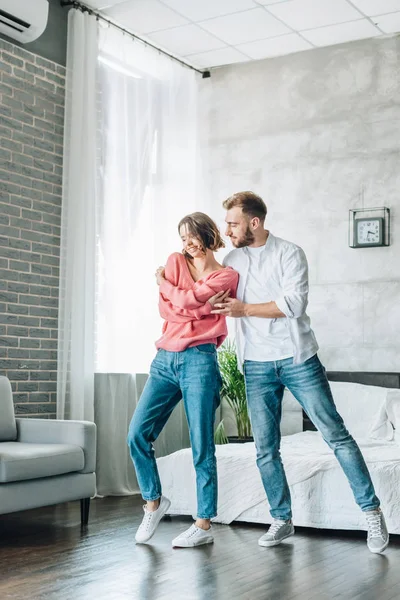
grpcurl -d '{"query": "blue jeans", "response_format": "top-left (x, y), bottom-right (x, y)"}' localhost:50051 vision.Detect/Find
top-left (127, 344), bottom-right (221, 519)
top-left (244, 354), bottom-right (380, 521)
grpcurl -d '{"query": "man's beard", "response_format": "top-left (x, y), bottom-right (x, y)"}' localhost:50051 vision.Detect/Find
top-left (233, 225), bottom-right (255, 248)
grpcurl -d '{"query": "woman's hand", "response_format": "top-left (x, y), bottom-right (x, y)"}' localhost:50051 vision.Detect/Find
top-left (207, 289), bottom-right (230, 308)
top-left (155, 266), bottom-right (165, 286)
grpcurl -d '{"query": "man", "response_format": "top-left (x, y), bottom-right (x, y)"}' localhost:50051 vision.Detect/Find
top-left (212, 191), bottom-right (389, 554)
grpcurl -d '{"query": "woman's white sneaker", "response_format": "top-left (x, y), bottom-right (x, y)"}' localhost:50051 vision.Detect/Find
top-left (366, 509), bottom-right (389, 554)
top-left (172, 524), bottom-right (214, 548)
top-left (258, 519), bottom-right (295, 547)
top-left (135, 496), bottom-right (171, 544)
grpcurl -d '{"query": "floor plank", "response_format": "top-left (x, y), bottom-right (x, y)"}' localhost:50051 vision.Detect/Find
top-left (0, 496), bottom-right (399, 600)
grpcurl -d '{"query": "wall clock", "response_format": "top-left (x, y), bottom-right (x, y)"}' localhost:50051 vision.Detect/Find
top-left (354, 217), bottom-right (384, 247)
top-left (349, 207), bottom-right (390, 249)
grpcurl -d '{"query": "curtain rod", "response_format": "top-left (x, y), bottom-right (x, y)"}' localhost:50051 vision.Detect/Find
top-left (60, 0), bottom-right (211, 78)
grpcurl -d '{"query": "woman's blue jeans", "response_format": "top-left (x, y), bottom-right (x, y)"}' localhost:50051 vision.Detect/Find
top-left (244, 354), bottom-right (380, 521)
top-left (127, 344), bottom-right (221, 520)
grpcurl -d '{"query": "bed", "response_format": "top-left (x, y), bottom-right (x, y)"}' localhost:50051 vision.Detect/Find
top-left (157, 372), bottom-right (400, 534)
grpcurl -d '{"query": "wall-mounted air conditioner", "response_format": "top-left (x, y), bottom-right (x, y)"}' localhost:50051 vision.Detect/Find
top-left (0, 0), bottom-right (49, 44)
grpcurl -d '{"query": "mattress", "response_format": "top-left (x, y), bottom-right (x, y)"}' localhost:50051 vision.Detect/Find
top-left (157, 431), bottom-right (400, 534)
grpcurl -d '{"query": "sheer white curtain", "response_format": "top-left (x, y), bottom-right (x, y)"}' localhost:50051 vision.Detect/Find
top-left (57, 9), bottom-right (98, 420)
top-left (96, 26), bottom-right (201, 374)
top-left (58, 11), bottom-right (202, 493)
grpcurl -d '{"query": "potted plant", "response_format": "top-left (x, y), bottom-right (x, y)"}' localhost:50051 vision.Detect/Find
top-left (216, 340), bottom-right (252, 443)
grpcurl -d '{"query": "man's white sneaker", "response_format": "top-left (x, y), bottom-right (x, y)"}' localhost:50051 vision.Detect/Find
top-left (258, 519), bottom-right (295, 547)
top-left (366, 509), bottom-right (389, 554)
top-left (135, 496), bottom-right (171, 544)
top-left (172, 524), bottom-right (214, 548)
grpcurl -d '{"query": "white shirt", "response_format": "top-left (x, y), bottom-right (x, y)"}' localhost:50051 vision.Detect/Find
top-left (223, 233), bottom-right (319, 370)
top-left (242, 244), bottom-right (293, 361)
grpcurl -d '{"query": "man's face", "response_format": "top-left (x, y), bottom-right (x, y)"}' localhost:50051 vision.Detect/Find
top-left (225, 207), bottom-right (255, 248)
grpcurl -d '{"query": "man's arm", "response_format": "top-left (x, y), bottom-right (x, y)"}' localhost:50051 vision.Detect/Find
top-left (212, 246), bottom-right (308, 319)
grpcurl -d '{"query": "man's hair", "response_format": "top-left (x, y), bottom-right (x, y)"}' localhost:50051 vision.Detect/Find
top-left (223, 191), bottom-right (267, 221)
top-left (178, 212), bottom-right (225, 254)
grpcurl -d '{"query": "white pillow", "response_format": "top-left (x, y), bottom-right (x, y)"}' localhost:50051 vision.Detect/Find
top-left (386, 389), bottom-right (400, 445)
top-left (329, 381), bottom-right (394, 440)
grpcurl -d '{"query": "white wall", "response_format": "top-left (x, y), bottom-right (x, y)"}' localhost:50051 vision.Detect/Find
top-left (200, 35), bottom-right (400, 372)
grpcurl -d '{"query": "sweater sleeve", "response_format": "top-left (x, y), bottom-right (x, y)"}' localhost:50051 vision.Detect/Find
top-left (160, 265), bottom-right (239, 310)
top-left (158, 253), bottom-right (212, 322)
top-left (159, 297), bottom-right (212, 322)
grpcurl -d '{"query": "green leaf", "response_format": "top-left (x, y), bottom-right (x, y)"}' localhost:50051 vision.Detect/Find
top-left (217, 340), bottom-right (252, 439)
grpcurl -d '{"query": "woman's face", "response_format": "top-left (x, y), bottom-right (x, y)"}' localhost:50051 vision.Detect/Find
top-left (179, 225), bottom-right (204, 258)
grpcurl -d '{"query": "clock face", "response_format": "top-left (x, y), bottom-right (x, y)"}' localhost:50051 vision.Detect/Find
top-left (355, 218), bottom-right (383, 246)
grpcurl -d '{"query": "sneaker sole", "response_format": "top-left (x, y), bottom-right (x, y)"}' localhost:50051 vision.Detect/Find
top-left (135, 498), bottom-right (171, 544)
top-left (368, 537), bottom-right (389, 554)
top-left (258, 529), bottom-right (295, 547)
top-left (172, 537), bottom-right (214, 548)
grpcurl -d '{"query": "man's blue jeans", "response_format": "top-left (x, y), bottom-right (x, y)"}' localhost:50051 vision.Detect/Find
top-left (244, 354), bottom-right (380, 521)
top-left (127, 344), bottom-right (221, 520)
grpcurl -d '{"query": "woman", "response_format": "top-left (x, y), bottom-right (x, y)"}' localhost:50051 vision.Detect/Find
top-left (127, 212), bottom-right (238, 548)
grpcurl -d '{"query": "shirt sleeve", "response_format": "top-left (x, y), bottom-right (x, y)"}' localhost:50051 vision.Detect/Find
top-left (274, 246), bottom-right (309, 319)
top-left (159, 267), bottom-right (238, 310)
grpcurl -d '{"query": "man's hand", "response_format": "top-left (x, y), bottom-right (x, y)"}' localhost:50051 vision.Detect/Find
top-left (211, 297), bottom-right (247, 318)
top-left (155, 266), bottom-right (165, 286)
top-left (207, 290), bottom-right (230, 308)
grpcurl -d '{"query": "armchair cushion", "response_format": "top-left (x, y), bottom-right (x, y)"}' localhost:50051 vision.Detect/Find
top-left (0, 442), bottom-right (84, 483)
top-left (0, 377), bottom-right (17, 442)
top-left (16, 418), bottom-right (96, 473)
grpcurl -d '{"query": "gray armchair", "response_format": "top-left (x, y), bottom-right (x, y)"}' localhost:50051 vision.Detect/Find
top-left (0, 376), bottom-right (96, 524)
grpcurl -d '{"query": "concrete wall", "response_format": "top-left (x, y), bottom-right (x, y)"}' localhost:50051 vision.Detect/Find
top-left (0, 0), bottom-right (68, 66)
top-left (200, 35), bottom-right (400, 372)
top-left (0, 38), bottom-right (64, 417)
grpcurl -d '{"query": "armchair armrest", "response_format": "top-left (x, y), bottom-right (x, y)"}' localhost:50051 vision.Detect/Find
top-left (15, 419), bottom-right (96, 474)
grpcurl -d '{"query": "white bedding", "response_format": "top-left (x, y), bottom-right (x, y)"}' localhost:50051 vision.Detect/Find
top-left (157, 431), bottom-right (400, 534)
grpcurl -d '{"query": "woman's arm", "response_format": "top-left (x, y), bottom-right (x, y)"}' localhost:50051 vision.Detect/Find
top-left (159, 267), bottom-right (238, 310)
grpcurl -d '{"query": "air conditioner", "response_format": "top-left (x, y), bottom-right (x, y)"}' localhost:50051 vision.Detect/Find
top-left (0, 0), bottom-right (49, 44)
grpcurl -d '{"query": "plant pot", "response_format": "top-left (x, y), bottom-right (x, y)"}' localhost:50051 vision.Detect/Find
top-left (227, 436), bottom-right (254, 444)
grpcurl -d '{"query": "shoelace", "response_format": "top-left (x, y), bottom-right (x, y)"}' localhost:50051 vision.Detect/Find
top-left (182, 525), bottom-right (202, 538)
top-left (366, 512), bottom-right (383, 538)
top-left (140, 506), bottom-right (155, 531)
top-left (269, 520), bottom-right (288, 537)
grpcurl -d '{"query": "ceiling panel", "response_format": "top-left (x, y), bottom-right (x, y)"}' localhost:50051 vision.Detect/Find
top-left (187, 46), bottom-right (249, 68)
top-left (162, 0), bottom-right (258, 22)
top-left (105, 0), bottom-right (188, 33)
top-left (267, 0), bottom-right (363, 30)
top-left (147, 24), bottom-right (226, 56)
top-left (373, 11), bottom-right (400, 32)
top-left (256, 0), bottom-right (293, 4)
top-left (199, 8), bottom-right (291, 45)
top-left (237, 33), bottom-right (313, 59)
top-left (349, 0), bottom-right (400, 17)
top-left (82, 0), bottom-right (395, 69)
top-left (84, 0), bottom-right (126, 8)
top-left (302, 19), bottom-right (381, 47)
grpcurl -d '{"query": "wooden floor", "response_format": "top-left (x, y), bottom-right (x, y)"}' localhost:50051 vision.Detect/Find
top-left (1, 496), bottom-right (399, 600)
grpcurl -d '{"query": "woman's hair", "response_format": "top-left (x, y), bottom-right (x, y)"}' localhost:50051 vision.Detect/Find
top-left (178, 212), bottom-right (225, 256)
top-left (223, 191), bottom-right (267, 221)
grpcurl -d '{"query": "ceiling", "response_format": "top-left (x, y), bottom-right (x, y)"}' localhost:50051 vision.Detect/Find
top-left (84, 0), bottom-right (400, 69)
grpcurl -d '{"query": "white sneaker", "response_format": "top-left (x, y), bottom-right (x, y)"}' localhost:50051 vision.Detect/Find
top-left (172, 524), bottom-right (214, 548)
top-left (135, 496), bottom-right (171, 544)
top-left (366, 509), bottom-right (389, 554)
top-left (258, 519), bottom-right (295, 547)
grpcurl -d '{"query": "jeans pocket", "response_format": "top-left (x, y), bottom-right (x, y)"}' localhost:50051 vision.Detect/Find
top-left (194, 343), bottom-right (216, 355)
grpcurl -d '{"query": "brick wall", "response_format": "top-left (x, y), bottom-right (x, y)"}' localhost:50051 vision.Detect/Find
top-left (0, 38), bottom-right (65, 418)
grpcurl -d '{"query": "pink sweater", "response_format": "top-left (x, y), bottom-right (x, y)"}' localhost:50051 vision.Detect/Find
top-left (156, 252), bottom-right (239, 352)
